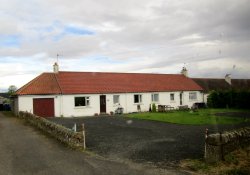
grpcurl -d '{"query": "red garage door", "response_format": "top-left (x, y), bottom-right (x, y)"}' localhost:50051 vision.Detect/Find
top-left (33, 98), bottom-right (55, 117)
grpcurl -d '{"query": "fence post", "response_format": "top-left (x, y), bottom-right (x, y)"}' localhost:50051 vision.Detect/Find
top-left (220, 132), bottom-right (224, 160)
top-left (82, 123), bottom-right (86, 150)
top-left (204, 128), bottom-right (209, 159)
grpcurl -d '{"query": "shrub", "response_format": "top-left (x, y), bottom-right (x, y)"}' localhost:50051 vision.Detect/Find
top-left (207, 90), bottom-right (250, 109)
top-left (152, 103), bottom-right (157, 112)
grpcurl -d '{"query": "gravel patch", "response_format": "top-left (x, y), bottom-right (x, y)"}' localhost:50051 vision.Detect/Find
top-left (49, 115), bottom-right (250, 168)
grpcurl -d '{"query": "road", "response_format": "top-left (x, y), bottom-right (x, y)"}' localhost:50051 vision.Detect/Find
top-left (0, 112), bottom-right (186, 175)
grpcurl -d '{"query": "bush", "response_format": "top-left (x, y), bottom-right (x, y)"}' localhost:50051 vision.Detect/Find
top-left (207, 90), bottom-right (250, 109)
top-left (152, 103), bottom-right (157, 112)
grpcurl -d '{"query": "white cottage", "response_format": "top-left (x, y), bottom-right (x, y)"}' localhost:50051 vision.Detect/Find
top-left (14, 64), bottom-right (204, 117)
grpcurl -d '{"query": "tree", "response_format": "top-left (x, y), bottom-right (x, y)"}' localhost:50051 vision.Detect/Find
top-left (8, 85), bottom-right (17, 95)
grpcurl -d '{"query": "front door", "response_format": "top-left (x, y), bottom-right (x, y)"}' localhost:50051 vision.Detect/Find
top-left (33, 98), bottom-right (55, 117)
top-left (100, 95), bottom-right (106, 113)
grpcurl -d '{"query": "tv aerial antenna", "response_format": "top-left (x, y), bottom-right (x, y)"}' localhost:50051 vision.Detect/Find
top-left (183, 62), bottom-right (189, 69)
top-left (56, 53), bottom-right (62, 63)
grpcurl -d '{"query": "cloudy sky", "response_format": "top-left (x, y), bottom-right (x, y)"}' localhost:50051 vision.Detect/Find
top-left (1, 0), bottom-right (250, 91)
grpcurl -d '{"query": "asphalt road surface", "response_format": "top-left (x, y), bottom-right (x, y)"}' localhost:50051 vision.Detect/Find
top-left (0, 112), bottom-right (186, 175)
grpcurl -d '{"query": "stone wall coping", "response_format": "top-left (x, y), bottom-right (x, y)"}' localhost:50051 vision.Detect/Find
top-left (18, 111), bottom-right (85, 149)
top-left (206, 127), bottom-right (250, 145)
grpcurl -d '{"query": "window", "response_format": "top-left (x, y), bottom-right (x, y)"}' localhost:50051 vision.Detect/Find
top-left (74, 97), bottom-right (90, 107)
top-left (189, 92), bottom-right (197, 100)
top-left (170, 93), bottom-right (175, 101)
top-left (134, 94), bottom-right (142, 103)
top-left (113, 95), bottom-right (120, 104)
top-left (151, 93), bottom-right (159, 102)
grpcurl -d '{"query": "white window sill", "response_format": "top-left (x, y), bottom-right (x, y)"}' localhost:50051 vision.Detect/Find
top-left (189, 99), bottom-right (197, 102)
top-left (113, 103), bottom-right (120, 106)
top-left (74, 106), bottom-right (91, 109)
top-left (151, 101), bottom-right (159, 104)
top-left (134, 103), bottom-right (143, 105)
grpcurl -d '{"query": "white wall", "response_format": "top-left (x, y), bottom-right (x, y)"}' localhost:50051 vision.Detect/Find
top-left (18, 95), bottom-right (61, 116)
top-left (107, 91), bottom-right (203, 113)
top-left (18, 91), bottom-right (204, 117)
top-left (62, 91), bottom-right (204, 117)
top-left (204, 93), bottom-right (209, 103)
top-left (61, 94), bottom-right (100, 117)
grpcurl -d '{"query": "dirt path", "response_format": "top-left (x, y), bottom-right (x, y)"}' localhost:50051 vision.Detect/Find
top-left (0, 112), bottom-right (185, 175)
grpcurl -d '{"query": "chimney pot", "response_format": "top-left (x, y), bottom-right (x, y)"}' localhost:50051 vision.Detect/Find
top-left (225, 74), bottom-right (231, 85)
top-left (181, 67), bottom-right (188, 77)
top-left (53, 62), bottom-right (59, 73)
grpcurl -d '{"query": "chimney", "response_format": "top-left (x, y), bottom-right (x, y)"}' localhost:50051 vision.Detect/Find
top-left (181, 67), bottom-right (188, 77)
top-left (225, 74), bottom-right (231, 85)
top-left (53, 62), bottom-right (59, 73)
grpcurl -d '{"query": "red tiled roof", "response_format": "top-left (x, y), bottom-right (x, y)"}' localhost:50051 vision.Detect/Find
top-left (16, 73), bottom-right (62, 95)
top-left (16, 71), bottom-right (203, 95)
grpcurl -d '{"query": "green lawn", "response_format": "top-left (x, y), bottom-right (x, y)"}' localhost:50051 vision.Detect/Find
top-left (127, 109), bottom-right (250, 125)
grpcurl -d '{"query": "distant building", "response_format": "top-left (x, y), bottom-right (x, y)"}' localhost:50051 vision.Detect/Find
top-left (192, 75), bottom-right (250, 103)
top-left (0, 93), bottom-right (10, 111)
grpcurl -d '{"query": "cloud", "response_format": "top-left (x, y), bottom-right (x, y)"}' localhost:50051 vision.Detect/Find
top-left (190, 58), bottom-right (250, 78)
top-left (0, 0), bottom-right (250, 91)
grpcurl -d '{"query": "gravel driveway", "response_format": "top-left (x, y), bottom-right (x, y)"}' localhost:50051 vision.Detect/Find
top-left (49, 115), bottom-right (250, 168)
top-left (1, 112), bottom-right (187, 175)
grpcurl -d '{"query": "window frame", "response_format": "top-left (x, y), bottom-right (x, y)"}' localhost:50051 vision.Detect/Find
top-left (151, 93), bottom-right (159, 102)
top-left (113, 95), bottom-right (120, 104)
top-left (134, 94), bottom-right (142, 104)
top-left (74, 96), bottom-right (90, 107)
top-left (170, 93), bottom-right (175, 101)
top-left (189, 92), bottom-right (197, 101)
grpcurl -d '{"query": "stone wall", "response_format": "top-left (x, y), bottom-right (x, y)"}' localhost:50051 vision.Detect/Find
top-left (205, 127), bottom-right (250, 163)
top-left (18, 111), bottom-right (85, 150)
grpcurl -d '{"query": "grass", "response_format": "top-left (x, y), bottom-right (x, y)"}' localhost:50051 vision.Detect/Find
top-left (180, 146), bottom-right (250, 175)
top-left (127, 108), bottom-right (250, 125)
top-left (180, 159), bottom-right (211, 173)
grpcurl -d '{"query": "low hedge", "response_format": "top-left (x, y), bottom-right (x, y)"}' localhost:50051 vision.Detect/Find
top-left (207, 90), bottom-right (250, 109)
